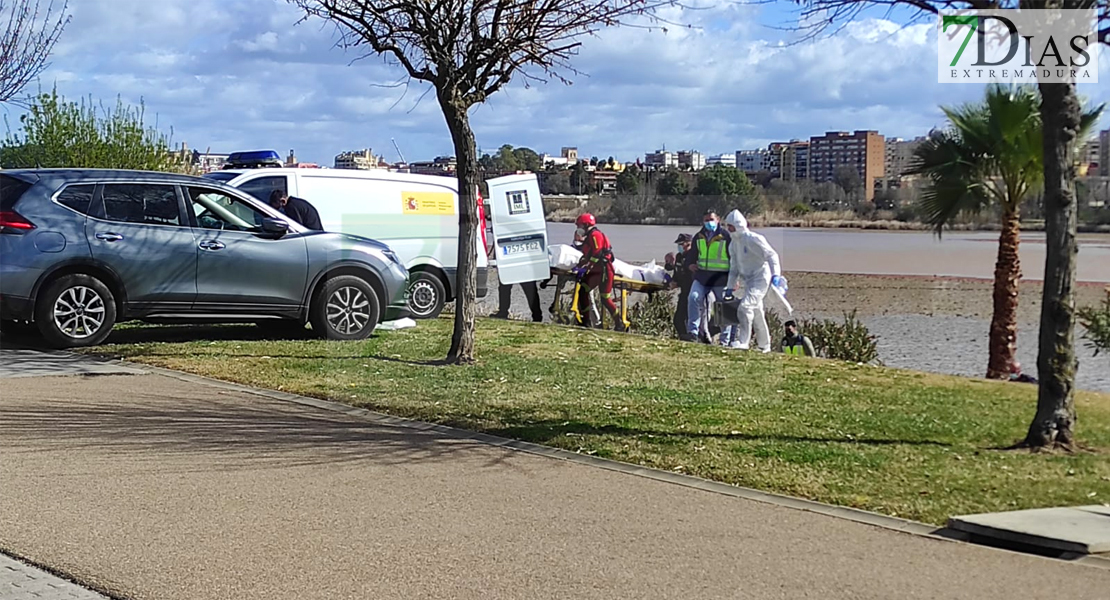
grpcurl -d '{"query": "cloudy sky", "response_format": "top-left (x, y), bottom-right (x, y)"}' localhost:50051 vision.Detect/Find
top-left (12, 0), bottom-right (1109, 165)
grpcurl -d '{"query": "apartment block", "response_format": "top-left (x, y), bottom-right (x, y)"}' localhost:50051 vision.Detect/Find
top-left (334, 148), bottom-right (381, 170)
top-left (735, 149), bottom-right (773, 174)
top-left (409, 156), bottom-right (457, 176)
top-left (808, 130), bottom-right (886, 201)
top-left (706, 153), bottom-right (737, 168)
top-left (645, 149), bottom-right (678, 169)
top-left (677, 150), bottom-right (706, 171)
top-left (884, 136), bottom-right (926, 187)
top-left (791, 142), bottom-right (809, 180)
top-left (1080, 138), bottom-right (1101, 176)
top-left (1087, 129), bottom-right (1105, 176)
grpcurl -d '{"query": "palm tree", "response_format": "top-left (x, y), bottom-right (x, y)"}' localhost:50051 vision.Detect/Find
top-left (910, 84), bottom-right (1103, 380)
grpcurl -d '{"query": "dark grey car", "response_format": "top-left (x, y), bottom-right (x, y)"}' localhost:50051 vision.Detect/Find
top-left (0, 169), bottom-right (409, 347)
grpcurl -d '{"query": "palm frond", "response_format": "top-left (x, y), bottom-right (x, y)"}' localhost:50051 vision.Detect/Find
top-left (911, 130), bottom-right (991, 237)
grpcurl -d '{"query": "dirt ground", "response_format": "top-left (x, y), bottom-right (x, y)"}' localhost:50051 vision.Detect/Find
top-left (783, 272), bottom-right (1110, 324)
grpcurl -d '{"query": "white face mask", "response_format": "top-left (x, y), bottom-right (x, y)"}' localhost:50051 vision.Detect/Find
top-left (676, 244), bottom-right (684, 253)
top-left (575, 227), bottom-right (586, 237)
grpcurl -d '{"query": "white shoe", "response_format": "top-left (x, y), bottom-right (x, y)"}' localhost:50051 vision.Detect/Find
top-left (759, 347), bottom-right (772, 354)
top-left (728, 341), bottom-right (742, 349)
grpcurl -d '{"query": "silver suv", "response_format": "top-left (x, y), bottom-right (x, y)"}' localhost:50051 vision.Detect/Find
top-left (0, 169), bottom-right (409, 347)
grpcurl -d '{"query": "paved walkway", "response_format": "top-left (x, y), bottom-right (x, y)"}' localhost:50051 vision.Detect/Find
top-left (2, 364), bottom-right (1109, 599)
top-left (1, 554), bottom-right (107, 600)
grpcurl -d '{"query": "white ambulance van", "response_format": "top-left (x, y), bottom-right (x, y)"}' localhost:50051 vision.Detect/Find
top-left (204, 165), bottom-right (490, 319)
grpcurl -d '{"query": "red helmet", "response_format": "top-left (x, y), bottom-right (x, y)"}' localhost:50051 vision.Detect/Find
top-left (575, 213), bottom-right (596, 228)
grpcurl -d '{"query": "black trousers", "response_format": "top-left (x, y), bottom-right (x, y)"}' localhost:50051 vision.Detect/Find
top-left (674, 286), bottom-right (690, 337)
top-left (497, 281), bottom-right (543, 321)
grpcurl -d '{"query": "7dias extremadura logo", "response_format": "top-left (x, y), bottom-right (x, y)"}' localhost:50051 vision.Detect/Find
top-left (938, 9), bottom-right (1098, 83)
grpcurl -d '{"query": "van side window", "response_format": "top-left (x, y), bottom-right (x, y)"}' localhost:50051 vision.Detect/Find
top-left (237, 177), bottom-right (288, 204)
top-left (56, 184), bottom-right (96, 215)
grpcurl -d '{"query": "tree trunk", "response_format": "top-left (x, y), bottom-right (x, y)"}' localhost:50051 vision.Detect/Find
top-left (1024, 80), bottom-right (1080, 450)
top-left (986, 206), bottom-right (1021, 379)
top-left (440, 95), bottom-right (480, 364)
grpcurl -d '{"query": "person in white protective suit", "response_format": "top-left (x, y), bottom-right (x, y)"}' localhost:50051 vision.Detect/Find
top-left (723, 209), bottom-right (783, 352)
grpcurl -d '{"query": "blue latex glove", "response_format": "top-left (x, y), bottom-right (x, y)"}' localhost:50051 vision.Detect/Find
top-left (723, 289), bottom-right (734, 300)
top-left (572, 267), bottom-right (587, 280)
top-left (771, 275), bottom-right (784, 288)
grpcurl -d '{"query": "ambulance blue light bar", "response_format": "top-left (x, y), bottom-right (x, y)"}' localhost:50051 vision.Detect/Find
top-left (226, 150), bottom-right (281, 164)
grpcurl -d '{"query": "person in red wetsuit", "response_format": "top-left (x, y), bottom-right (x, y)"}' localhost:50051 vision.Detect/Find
top-left (572, 213), bottom-right (627, 332)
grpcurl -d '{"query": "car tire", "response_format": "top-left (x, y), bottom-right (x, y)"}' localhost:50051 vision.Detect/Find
top-left (34, 274), bottom-right (117, 348)
top-left (310, 275), bottom-right (380, 341)
top-left (406, 271), bottom-right (446, 319)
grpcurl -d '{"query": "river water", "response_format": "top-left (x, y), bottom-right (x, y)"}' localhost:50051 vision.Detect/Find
top-left (545, 223), bottom-right (1110, 283)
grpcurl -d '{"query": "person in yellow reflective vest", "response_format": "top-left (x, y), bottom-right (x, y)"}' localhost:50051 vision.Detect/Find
top-left (780, 320), bottom-right (816, 357)
top-left (683, 211), bottom-right (735, 345)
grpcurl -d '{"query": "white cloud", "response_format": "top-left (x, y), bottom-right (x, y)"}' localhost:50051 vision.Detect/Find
top-left (16, 1), bottom-right (1110, 165)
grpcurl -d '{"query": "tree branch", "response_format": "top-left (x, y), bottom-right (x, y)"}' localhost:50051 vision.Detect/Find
top-left (0, 0), bottom-right (69, 103)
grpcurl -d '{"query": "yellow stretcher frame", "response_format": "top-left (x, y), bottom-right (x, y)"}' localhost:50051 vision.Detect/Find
top-left (552, 268), bottom-right (667, 329)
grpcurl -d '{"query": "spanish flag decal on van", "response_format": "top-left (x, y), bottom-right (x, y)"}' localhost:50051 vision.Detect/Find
top-left (401, 191), bottom-right (456, 215)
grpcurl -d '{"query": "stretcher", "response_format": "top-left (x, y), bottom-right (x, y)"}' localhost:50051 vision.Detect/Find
top-left (548, 268), bottom-right (670, 330)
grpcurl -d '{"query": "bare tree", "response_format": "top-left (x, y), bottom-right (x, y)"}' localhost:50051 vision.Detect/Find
top-left (788, 0), bottom-right (1108, 450)
top-left (291, 0), bottom-right (677, 364)
top-left (0, 0), bottom-right (69, 103)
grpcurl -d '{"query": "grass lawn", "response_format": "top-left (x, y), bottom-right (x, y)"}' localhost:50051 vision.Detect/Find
top-left (85, 318), bottom-right (1110, 525)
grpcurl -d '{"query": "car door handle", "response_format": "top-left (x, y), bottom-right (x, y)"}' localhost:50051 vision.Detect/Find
top-left (198, 240), bottom-right (225, 251)
top-left (95, 232), bottom-right (124, 242)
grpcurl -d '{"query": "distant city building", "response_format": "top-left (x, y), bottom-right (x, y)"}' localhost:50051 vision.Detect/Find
top-left (645, 149), bottom-right (678, 169)
top-left (197, 152), bottom-right (229, 172)
top-left (1097, 132), bottom-right (1109, 176)
top-left (790, 141), bottom-right (809, 180)
top-left (735, 149), bottom-right (773, 174)
top-left (175, 143), bottom-right (228, 173)
top-left (808, 130), bottom-right (886, 201)
top-left (767, 141), bottom-right (810, 181)
top-left (542, 146), bottom-right (579, 168)
top-left (590, 170), bottom-right (619, 195)
top-left (334, 148), bottom-right (381, 170)
top-left (1079, 138), bottom-right (1100, 177)
top-left (706, 153), bottom-right (737, 168)
top-left (409, 155), bottom-right (457, 176)
top-left (884, 136), bottom-right (926, 187)
top-left (677, 150), bottom-right (706, 171)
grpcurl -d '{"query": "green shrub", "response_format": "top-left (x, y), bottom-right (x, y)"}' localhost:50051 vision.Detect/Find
top-left (1078, 288), bottom-right (1110, 357)
top-left (765, 309), bottom-right (880, 364)
top-left (789, 202), bottom-right (812, 216)
top-left (803, 310), bottom-right (881, 364)
top-left (629, 291), bottom-right (676, 338)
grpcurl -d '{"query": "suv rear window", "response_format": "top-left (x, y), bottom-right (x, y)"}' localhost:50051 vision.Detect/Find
top-left (0, 174), bottom-right (34, 211)
top-left (56, 185), bottom-right (96, 215)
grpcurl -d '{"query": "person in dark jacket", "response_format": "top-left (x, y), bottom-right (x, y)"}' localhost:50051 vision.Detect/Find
top-left (269, 190), bottom-right (323, 231)
top-left (665, 233), bottom-right (694, 339)
top-left (1009, 361), bottom-right (1038, 384)
top-left (490, 280), bottom-right (544, 322)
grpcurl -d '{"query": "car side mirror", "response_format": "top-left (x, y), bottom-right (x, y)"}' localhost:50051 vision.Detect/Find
top-left (261, 218), bottom-right (289, 237)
